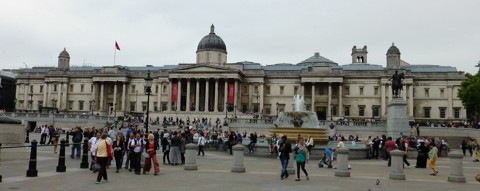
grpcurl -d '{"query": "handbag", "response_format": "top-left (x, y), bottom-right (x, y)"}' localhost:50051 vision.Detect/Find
top-left (143, 152), bottom-right (150, 158)
top-left (106, 141), bottom-right (113, 160)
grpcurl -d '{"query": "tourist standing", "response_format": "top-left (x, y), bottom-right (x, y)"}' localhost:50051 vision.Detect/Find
top-left (94, 134), bottom-right (111, 184)
top-left (70, 126), bottom-right (83, 159)
top-left (169, 132), bottom-right (182, 165)
top-left (112, 134), bottom-right (126, 173)
top-left (279, 135), bottom-right (292, 180)
top-left (197, 132), bottom-right (206, 156)
top-left (51, 128), bottom-right (60, 154)
top-left (305, 135), bottom-right (314, 154)
top-left (130, 133), bottom-right (145, 174)
top-left (415, 141), bottom-right (429, 168)
top-left (143, 133), bottom-right (160, 175)
top-left (161, 136), bottom-right (171, 164)
top-left (294, 137), bottom-right (309, 181)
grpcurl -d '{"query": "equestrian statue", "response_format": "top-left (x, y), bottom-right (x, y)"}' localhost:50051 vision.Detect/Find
top-left (389, 70), bottom-right (405, 98)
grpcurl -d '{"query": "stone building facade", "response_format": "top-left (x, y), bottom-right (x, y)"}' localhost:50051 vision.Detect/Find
top-left (13, 25), bottom-right (466, 122)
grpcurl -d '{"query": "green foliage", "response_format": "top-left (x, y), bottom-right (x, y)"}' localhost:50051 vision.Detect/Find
top-left (458, 72), bottom-right (480, 119)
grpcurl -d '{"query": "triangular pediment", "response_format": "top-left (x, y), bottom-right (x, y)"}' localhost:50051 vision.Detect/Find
top-left (173, 63), bottom-right (237, 73)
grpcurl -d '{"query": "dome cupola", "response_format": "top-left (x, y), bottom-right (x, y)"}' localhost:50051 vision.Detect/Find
top-left (196, 25), bottom-right (228, 65)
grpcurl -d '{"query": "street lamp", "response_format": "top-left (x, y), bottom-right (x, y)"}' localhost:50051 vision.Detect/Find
top-left (330, 105), bottom-right (333, 121)
top-left (225, 102), bottom-right (228, 119)
top-left (144, 71), bottom-right (153, 134)
top-left (89, 100), bottom-right (95, 115)
top-left (51, 98), bottom-right (56, 127)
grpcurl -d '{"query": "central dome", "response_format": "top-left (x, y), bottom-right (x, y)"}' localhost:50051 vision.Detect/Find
top-left (196, 25), bottom-right (227, 53)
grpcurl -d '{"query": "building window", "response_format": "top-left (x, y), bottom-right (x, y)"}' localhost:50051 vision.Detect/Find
top-left (359, 87), bottom-right (364, 96)
top-left (454, 107), bottom-right (460, 118)
top-left (68, 101), bottom-right (73, 110)
top-left (80, 84), bottom-right (84, 93)
top-left (440, 89), bottom-right (444, 97)
top-left (243, 86), bottom-right (248, 95)
top-left (91, 84), bottom-right (94, 92)
top-left (54, 85), bottom-right (57, 92)
top-left (38, 101), bottom-right (43, 110)
top-left (155, 85), bottom-right (159, 93)
top-left (265, 86), bottom-right (270, 95)
top-left (69, 84), bottom-right (73, 92)
top-left (332, 106), bottom-right (337, 116)
top-left (332, 88), bottom-right (338, 96)
top-left (372, 106), bottom-right (379, 117)
top-left (424, 88), bottom-right (429, 98)
top-left (359, 105), bottom-right (365, 116)
top-left (30, 85), bottom-right (33, 93)
top-left (163, 85), bottom-right (167, 93)
top-left (424, 107), bottom-right (431, 118)
top-left (374, 87), bottom-right (379, 96)
top-left (439, 107), bottom-right (446, 118)
top-left (319, 87), bottom-right (324, 95)
top-left (344, 86), bottom-right (350, 96)
top-left (131, 85), bottom-right (136, 93)
top-left (142, 102), bottom-right (147, 112)
top-left (294, 86), bottom-right (298, 95)
top-left (344, 106), bottom-right (350, 117)
top-left (280, 86), bottom-right (284, 95)
top-left (40, 85), bottom-right (43, 93)
top-left (79, 101), bottom-right (84, 110)
top-left (153, 102), bottom-right (158, 111)
top-left (265, 105), bottom-right (271, 114)
top-left (130, 102), bottom-right (136, 112)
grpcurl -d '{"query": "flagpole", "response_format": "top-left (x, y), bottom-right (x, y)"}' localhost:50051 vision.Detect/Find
top-left (114, 46), bottom-right (116, 66)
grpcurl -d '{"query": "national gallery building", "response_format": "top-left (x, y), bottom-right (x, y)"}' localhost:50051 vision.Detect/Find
top-left (14, 25), bottom-right (466, 122)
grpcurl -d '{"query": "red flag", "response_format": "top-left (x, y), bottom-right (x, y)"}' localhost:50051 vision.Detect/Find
top-left (115, 41), bottom-right (121, 50)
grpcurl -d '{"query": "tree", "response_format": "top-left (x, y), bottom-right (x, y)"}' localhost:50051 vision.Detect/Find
top-left (458, 71), bottom-right (480, 124)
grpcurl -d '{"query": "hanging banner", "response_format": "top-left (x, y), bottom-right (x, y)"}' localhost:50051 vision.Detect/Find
top-left (172, 82), bottom-right (178, 102)
top-left (228, 83), bottom-right (234, 104)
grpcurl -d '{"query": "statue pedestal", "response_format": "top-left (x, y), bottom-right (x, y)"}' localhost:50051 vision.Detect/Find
top-left (387, 98), bottom-right (409, 138)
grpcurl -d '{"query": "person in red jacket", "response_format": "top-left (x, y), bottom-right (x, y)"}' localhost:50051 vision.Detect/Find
top-left (384, 137), bottom-right (396, 167)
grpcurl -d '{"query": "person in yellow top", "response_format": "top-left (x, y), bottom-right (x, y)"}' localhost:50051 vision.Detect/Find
top-left (95, 133), bottom-right (111, 184)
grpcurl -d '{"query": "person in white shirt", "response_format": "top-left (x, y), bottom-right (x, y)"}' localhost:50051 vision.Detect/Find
top-left (88, 132), bottom-right (101, 172)
top-left (130, 133), bottom-right (145, 174)
top-left (197, 133), bottom-right (206, 156)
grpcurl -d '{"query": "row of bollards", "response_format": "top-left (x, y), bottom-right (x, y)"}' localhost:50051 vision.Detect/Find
top-left (26, 139), bottom-right (68, 177)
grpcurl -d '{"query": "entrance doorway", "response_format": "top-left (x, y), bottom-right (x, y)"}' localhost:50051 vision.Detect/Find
top-left (316, 106), bottom-right (327, 120)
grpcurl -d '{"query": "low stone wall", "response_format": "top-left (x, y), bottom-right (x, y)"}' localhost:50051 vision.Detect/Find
top-left (0, 121), bottom-right (25, 145)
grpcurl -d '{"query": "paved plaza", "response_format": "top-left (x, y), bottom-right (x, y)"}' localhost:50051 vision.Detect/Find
top-left (1, 133), bottom-right (479, 191)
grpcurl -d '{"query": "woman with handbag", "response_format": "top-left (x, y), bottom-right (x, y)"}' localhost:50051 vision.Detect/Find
top-left (143, 133), bottom-right (160, 175)
top-left (113, 134), bottom-right (126, 173)
top-left (95, 133), bottom-right (112, 184)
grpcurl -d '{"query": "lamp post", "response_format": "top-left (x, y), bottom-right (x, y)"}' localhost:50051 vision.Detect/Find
top-left (330, 105), bottom-right (333, 121)
top-left (255, 91), bottom-right (259, 113)
top-left (89, 100), bottom-right (95, 115)
top-left (225, 102), bottom-right (228, 119)
top-left (144, 71), bottom-right (153, 134)
top-left (51, 98), bottom-right (56, 127)
top-left (234, 104), bottom-right (236, 117)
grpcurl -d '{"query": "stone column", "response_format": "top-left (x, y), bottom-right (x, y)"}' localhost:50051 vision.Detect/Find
top-left (195, 79), bottom-right (200, 111)
top-left (389, 150), bottom-right (406, 180)
top-left (177, 79), bottom-right (182, 112)
top-left (23, 84), bottom-right (27, 109)
top-left (311, 83), bottom-right (315, 112)
top-left (338, 84), bottom-right (343, 117)
top-left (62, 83), bottom-right (68, 110)
top-left (157, 82), bottom-right (162, 112)
top-left (92, 83), bottom-right (97, 111)
top-left (300, 83), bottom-right (304, 97)
top-left (402, 84), bottom-right (407, 101)
top-left (447, 85), bottom-right (453, 118)
top-left (122, 82), bottom-right (126, 112)
top-left (248, 83), bottom-right (253, 112)
top-left (167, 79), bottom-right (172, 112)
top-left (231, 144), bottom-right (245, 173)
top-left (259, 83), bottom-right (264, 114)
top-left (448, 152), bottom-right (466, 183)
top-left (334, 148), bottom-right (350, 177)
top-left (113, 82), bottom-right (117, 115)
top-left (57, 83), bottom-right (61, 110)
top-left (214, 79), bottom-right (219, 112)
top-left (381, 83), bottom-right (386, 117)
top-left (388, 83), bottom-right (393, 103)
top-left (99, 82), bottom-right (104, 111)
top-left (184, 143), bottom-right (198, 170)
top-left (224, 80), bottom-right (228, 106)
top-left (234, 80), bottom-right (238, 109)
top-left (205, 79), bottom-right (209, 112)
top-left (408, 84), bottom-right (414, 117)
top-left (186, 79), bottom-right (191, 112)
top-left (42, 83), bottom-right (47, 106)
top-left (328, 83), bottom-right (332, 119)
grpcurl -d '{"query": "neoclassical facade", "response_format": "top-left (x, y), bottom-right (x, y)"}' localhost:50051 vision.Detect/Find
top-left (14, 25), bottom-right (467, 122)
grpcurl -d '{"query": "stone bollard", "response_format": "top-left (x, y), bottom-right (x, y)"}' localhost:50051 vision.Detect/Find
top-left (184, 143), bottom-right (198, 170)
top-left (448, 151), bottom-right (466, 183)
top-left (80, 138), bottom-right (89, 169)
top-left (65, 131), bottom-right (70, 147)
top-left (26, 140), bottom-right (38, 177)
top-left (286, 152), bottom-right (295, 175)
top-left (25, 130), bottom-right (30, 143)
top-left (334, 148), bottom-right (350, 177)
top-left (389, 150), bottom-right (405, 180)
top-left (56, 139), bottom-right (67, 172)
top-left (231, 144), bottom-right (245, 173)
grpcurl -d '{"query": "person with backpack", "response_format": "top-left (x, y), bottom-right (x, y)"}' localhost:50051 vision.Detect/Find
top-left (398, 137), bottom-right (411, 168)
top-left (130, 132), bottom-right (145, 175)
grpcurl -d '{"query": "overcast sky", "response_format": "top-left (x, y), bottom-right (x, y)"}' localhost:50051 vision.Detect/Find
top-left (1, 0), bottom-right (479, 73)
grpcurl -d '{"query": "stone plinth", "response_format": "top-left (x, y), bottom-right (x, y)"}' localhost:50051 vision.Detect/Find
top-left (334, 148), bottom-right (350, 177)
top-left (0, 118), bottom-right (25, 145)
top-left (184, 144), bottom-right (198, 170)
top-left (389, 150), bottom-right (406, 180)
top-left (448, 152), bottom-right (466, 183)
top-left (287, 152), bottom-right (295, 174)
top-left (387, 98), bottom-right (409, 138)
top-left (231, 144), bottom-right (245, 173)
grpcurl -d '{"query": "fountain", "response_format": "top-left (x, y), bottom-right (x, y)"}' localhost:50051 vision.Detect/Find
top-left (270, 95), bottom-right (329, 144)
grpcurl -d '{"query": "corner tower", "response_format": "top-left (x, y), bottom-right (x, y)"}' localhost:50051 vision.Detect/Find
top-left (196, 25), bottom-right (227, 65)
top-left (58, 48), bottom-right (70, 70)
top-left (351, 45), bottom-right (368, 63)
top-left (386, 43), bottom-right (401, 69)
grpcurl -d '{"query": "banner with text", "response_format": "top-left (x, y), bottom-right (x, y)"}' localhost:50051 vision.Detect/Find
top-left (228, 83), bottom-right (234, 104)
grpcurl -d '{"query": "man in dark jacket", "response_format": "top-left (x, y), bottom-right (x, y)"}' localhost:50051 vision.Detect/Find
top-left (279, 135), bottom-right (292, 180)
top-left (69, 126), bottom-right (83, 159)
